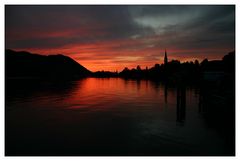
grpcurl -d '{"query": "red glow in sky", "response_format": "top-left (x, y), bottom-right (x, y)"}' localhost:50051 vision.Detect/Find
top-left (5, 5), bottom-right (235, 72)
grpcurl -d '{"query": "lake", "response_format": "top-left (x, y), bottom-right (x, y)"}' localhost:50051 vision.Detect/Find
top-left (5, 78), bottom-right (234, 156)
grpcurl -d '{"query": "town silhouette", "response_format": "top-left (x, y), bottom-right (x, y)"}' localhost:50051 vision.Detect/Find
top-left (5, 49), bottom-right (235, 156)
top-left (6, 49), bottom-right (235, 85)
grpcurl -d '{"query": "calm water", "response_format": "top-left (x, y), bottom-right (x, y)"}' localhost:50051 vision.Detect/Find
top-left (5, 78), bottom-right (233, 155)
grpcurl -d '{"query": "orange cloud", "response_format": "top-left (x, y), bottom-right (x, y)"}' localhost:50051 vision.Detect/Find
top-left (10, 34), bottom-right (231, 72)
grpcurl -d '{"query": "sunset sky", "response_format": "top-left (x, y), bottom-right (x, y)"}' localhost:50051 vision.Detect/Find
top-left (5, 5), bottom-right (235, 72)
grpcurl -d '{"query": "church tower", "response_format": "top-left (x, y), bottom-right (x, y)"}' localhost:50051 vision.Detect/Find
top-left (164, 49), bottom-right (168, 65)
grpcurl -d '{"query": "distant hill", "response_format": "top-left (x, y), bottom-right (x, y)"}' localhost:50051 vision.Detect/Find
top-left (6, 49), bottom-right (91, 79)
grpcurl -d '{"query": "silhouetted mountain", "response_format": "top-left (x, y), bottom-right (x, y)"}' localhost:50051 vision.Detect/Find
top-left (6, 49), bottom-right (91, 79)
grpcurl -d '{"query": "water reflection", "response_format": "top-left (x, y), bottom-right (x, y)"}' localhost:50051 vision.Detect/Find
top-left (164, 84), bottom-right (168, 104)
top-left (5, 78), bottom-right (234, 155)
top-left (176, 86), bottom-right (186, 124)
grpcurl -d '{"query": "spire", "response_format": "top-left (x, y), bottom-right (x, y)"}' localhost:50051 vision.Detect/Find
top-left (164, 49), bottom-right (168, 65)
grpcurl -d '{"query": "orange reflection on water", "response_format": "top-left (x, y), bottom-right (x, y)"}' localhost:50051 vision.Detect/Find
top-left (63, 78), bottom-right (177, 111)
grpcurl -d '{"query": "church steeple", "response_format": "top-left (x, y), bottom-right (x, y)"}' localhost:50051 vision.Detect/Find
top-left (164, 49), bottom-right (168, 65)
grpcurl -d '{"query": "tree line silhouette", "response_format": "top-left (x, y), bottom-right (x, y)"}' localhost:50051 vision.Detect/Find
top-left (93, 51), bottom-right (235, 85)
top-left (6, 49), bottom-right (234, 86)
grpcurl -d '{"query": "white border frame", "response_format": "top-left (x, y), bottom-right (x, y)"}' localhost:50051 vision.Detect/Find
top-left (1, 1), bottom-right (239, 160)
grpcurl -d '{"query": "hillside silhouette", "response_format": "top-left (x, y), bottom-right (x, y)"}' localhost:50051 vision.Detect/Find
top-left (6, 49), bottom-right (235, 84)
top-left (6, 49), bottom-right (91, 80)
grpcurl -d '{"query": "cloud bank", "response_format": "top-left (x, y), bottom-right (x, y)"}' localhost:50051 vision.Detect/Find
top-left (6, 5), bottom-right (235, 71)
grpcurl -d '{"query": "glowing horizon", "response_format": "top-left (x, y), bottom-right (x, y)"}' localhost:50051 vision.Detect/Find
top-left (6, 5), bottom-right (235, 72)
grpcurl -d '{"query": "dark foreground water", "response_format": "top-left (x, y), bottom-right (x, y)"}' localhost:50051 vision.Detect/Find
top-left (5, 78), bottom-right (234, 156)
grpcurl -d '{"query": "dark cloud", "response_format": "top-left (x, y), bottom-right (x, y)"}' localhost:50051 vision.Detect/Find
top-left (5, 5), bottom-right (235, 71)
top-left (128, 5), bottom-right (201, 17)
top-left (6, 5), bottom-right (154, 49)
top-left (129, 5), bottom-right (235, 56)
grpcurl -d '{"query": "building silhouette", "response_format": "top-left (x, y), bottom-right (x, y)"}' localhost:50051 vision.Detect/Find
top-left (164, 49), bottom-right (168, 65)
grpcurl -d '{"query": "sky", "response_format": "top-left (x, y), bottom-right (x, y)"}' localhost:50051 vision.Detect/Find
top-left (5, 5), bottom-right (235, 72)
